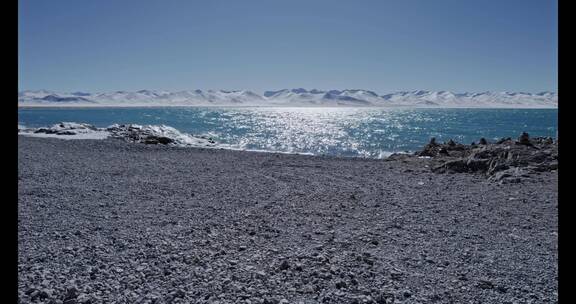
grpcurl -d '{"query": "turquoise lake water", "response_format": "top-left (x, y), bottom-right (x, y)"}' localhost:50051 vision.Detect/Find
top-left (18, 107), bottom-right (558, 158)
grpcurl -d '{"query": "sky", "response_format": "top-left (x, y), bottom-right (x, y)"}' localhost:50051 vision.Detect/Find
top-left (18, 0), bottom-right (557, 94)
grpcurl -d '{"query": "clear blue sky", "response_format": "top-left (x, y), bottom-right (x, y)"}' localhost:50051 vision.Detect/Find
top-left (18, 0), bottom-right (557, 93)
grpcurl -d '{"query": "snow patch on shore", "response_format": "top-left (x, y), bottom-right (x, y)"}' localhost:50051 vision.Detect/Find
top-left (18, 122), bottom-right (110, 140)
top-left (18, 122), bottom-right (215, 146)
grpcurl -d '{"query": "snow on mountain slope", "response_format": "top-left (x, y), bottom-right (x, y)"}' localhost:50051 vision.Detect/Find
top-left (378, 90), bottom-right (557, 108)
top-left (263, 89), bottom-right (383, 106)
top-left (263, 88), bottom-right (326, 105)
top-left (18, 89), bottom-right (558, 108)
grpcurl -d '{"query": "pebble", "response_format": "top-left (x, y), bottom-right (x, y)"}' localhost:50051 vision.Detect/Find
top-left (17, 136), bottom-right (558, 303)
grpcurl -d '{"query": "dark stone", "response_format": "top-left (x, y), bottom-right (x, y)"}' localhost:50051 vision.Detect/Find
top-left (375, 293), bottom-right (395, 304)
top-left (279, 260), bottom-right (290, 271)
top-left (34, 128), bottom-right (57, 134)
top-left (419, 138), bottom-right (441, 157)
top-left (335, 281), bottom-right (347, 289)
top-left (156, 137), bottom-right (174, 145)
top-left (518, 132), bottom-right (532, 145)
top-left (496, 286), bottom-right (508, 293)
top-left (477, 280), bottom-right (495, 289)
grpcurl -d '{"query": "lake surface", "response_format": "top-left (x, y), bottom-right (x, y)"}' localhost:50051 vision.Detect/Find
top-left (18, 107), bottom-right (558, 158)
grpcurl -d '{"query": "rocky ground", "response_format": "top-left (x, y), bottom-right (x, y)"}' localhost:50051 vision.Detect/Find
top-left (18, 136), bottom-right (558, 304)
top-left (388, 132), bottom-right (558, 184)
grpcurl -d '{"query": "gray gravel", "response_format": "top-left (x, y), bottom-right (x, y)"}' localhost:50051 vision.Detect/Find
top-left (18, 136), bottom-right (558, 304)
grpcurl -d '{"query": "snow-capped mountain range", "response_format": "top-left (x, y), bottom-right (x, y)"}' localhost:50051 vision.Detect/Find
top-left (18, 89), bottom-right (558, 108)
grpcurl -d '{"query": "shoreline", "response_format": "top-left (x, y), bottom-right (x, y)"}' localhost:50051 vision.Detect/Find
top-left (18, 136), bottom-right (558, 303)
top-left (18, 134), bottom-right (399, 160)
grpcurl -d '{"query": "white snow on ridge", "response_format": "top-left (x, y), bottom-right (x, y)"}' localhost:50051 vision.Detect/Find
top-left (18, 89), bottom-right (558, 108)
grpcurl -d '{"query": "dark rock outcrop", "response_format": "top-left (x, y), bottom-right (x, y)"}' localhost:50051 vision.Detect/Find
top-left (415, 132), bottom-right (557, 183)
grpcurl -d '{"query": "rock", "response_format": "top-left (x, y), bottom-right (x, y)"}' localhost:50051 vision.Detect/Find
top-left (106, 124), bottom-right (216, 147)
top-left (518, 132), bottom-right (532, 146)
top-left (476, 280), bottom-right (495, 289)
top-left (420, 132), bottom-right (557, 181)
top-left (151, 136), bottom-right (174, 145)
top-left (76, 294), bottom-right (92, 304)
top-left (56, 131), bottom-right (77, 135)
top-left (35, 128), bottom-right (57, 134)
top-left (528, 151), bottom-right (552, 163)
top-left (171, 289), bottom-right (186, 298)
top-left (489, 167), bottom-right (530, 183)
top-left (37, 289), bottom-right (51, 299)
top-left (496, 286), bottom-right (508, 293)
top-left (29, 290), bottom-right (41, 300)
top-left (278, 260), bottom-right (290, 271)
top-left (390, 269), bottom-right (403, 281)
top-left (374, 293), bottom-right (395, 304)
top-left (465, 157), bottom-right (489, 172)
top-left (487, 159), bottom-right (509, 175)
top-left (255, 270), bottom-right (267, 279)
top-left (432, 159), bottom-right (468, 173)
top-left (335, 281), bottom-right (347, 289)
top-left (419, 138), bottom-right (440, 157)
top-left (294, 263), bottom-right (304, 271)
top-left (144, 138), bottom-right (160, 144)
top-left (62, 286), bottom-right (79, 304)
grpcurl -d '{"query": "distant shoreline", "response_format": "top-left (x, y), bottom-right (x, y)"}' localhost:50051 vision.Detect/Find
top-left (18, 104), bottom-right (558, 109)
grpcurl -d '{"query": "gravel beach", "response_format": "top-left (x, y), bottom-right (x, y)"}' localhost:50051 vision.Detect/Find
top-left (18, 136), bottom-right (558, 304)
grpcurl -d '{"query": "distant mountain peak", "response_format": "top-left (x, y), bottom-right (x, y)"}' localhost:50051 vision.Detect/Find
top-left (18, 89), bottom-right (557, 108)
